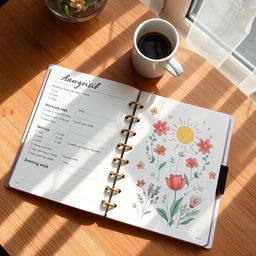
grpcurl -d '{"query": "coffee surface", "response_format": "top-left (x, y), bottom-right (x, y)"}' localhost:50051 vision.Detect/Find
top-left (137, 32), bottom-right (172, 60)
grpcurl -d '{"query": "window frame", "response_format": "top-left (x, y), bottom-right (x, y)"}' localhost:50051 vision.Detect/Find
top-left (161, 0), bottom-right (255, 90)
top-left (162, 0), bottom-right (193, 37)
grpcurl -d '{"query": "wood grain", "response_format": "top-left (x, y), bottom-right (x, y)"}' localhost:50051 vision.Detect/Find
top-left (0, 0), bottom-right (255, 255)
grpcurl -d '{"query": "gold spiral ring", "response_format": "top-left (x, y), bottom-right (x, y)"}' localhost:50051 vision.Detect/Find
top-left (101, 200), bottom-right (117, 208)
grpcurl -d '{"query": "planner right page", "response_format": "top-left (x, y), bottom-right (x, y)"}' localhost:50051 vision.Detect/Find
top-left (106, 91), bottom-right (233, 247)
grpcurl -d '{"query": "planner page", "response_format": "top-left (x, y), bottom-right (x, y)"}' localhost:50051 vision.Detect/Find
top-left (106, 91), bottom-right (233, 246)
top-left (8, 65), bottom-right (139, 216)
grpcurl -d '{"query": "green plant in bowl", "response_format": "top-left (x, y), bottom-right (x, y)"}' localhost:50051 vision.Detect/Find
top-left (45, 0), bottom-right (107, 22)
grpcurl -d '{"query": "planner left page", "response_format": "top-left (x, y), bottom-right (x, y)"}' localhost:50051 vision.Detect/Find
top-left (8, 65), bottom-right (140, 216)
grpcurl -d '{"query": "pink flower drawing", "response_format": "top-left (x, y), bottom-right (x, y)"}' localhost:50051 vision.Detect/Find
top-left (153, 121), bottom-right (170, 136)
top-left (165, 174), bottom-right (186, 191)
top-left (189, 195), bottom-right (202, 208)
top-left (197, 138), bottom-right (213, 154)
top-left (153, 145), bottom-right (167, 155)
top-left (186, 158), bottom-right (198, 168)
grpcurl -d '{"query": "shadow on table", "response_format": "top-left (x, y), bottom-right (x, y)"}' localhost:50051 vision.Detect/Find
top-left (0, 0), bottom-right (137, 105)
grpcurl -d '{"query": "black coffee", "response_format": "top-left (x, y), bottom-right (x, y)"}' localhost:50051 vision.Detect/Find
top-left (137, 32), bottom-right (172, 59)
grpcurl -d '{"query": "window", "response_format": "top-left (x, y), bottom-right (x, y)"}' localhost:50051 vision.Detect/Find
top-left (161, 0), bottom-right (256, 100)
top-left (186, 0), bottom-right (256, 71)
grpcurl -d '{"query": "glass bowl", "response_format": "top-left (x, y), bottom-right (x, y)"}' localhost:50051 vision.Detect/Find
top-left (44, 0), bottom-right (107, 23)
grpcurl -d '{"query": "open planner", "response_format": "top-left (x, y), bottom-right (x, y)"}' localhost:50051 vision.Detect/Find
top-left (7, 65), bottom-right (234, 248)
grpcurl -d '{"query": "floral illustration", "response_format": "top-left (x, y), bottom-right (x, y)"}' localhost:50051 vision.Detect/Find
top-left (154, 145), bottom-right (167, 155)
top-left (176, 196), bottom-right (202, 228)
top-left (133, 113), bottom-right (215, 228)
top-left (156, 174), bottom-right (187, 226)
top-left (136, 180), bottom-right (145, 187)
top-left (137, 162), bottom-right (145, 169)
top-left (165, 174), bottom-right (186, 191)
top-left (185, 185), bottom-right (204, 196)
top-left (146, 133), bottom-right (167, 181)
top-left (189, 195), bottom-right (202, 208)
top-left (133, 182), bottom-right (161, 218)
top-left (184, 157), bottom-right (198, 187)
top-left (153, 121), bottom-right (170, 136)
top-left (186, 158), bottom-right (198, 169)
top-left (197, 138), bottom-right (213, 154)
top-left (150, 107), bottom-right (158, 115)
top-left (208, 171), bottom-right (216, 179)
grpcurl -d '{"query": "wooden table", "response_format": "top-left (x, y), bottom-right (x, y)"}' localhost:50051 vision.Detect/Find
top-left (0, 0), bottom-right (256, 255)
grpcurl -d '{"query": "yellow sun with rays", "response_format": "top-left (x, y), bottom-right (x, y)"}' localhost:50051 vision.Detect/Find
top-left (169, 118), bottom-right (201, 152)
top-left (176, 126), bottom-right (195, 144)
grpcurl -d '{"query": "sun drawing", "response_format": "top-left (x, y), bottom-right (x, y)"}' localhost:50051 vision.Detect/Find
top-left (169, 117), bottom-right (201, 152)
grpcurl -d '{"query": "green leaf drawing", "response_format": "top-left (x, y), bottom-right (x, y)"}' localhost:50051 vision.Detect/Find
top-left (170, 197), bottom-right (183, 218)
top-left (156, 208), bottom-right (168, 223)
top-left (170, 157), bottom-right (175, 164)
top-left (179, 218), bottom-right (195, 225)
top-left (169, 219), bottom-right (174, 226)
top-left (146, 145), bottom-right (149, 151)
top-left (137, 193), bottom-right (144, 204)
top-left (205, 162), bottom-right (210, 165)
top-left (194, 172), bottom-right (199, 178)
top-left (150, 155), bottom-right (155, 163)
top-left (142, 211), bottom-right (151, 217)
top-left (149, 136), bottom-right (152, 140)
top-left (179, 151), bottom-right (185, 157)
top-left (159, 162), bottom-right (167, 170)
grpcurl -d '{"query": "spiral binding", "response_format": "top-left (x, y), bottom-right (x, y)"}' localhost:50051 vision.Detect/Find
top-left (121, 129), bottom-right (136, 136)
top-left (102, 200), bottom-right (117, 208)
top-left (129, 101), bottom-right (144, 109)
top-left (117, 142), bottom-right (132, 150)
top-left (105, 186), bottom-right (121, 194)
top-left (113, 157), bottom-right (129, 164)
top-left (103, 100), bottom-right (143, 214)
top-left (109, 171), bottom-right (125, 179)
top-left (125, 114), bottom-right (140, 122)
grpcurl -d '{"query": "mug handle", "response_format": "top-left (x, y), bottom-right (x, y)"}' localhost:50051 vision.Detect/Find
top-left (165, 57), bottom-right (183, 77)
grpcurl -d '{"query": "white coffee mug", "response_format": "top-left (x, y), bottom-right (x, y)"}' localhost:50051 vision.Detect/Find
top-left (131, 18), bottom-right (183, 78)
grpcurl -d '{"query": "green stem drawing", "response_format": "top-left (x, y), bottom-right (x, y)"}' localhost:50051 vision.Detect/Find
top-left (177, 214), bottom-right (187, 228)
top-left (169, 190), bottom-right (177, 226)
top-left (186, 168), bottom-right (195, 190)
top-left (175, 152), bottom-right (185, 173)
top-left (146, 133), bottom-right (167, 182)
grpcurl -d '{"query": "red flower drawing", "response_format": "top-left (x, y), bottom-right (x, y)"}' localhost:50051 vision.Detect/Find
top-left (189, 195), bottom-right (202, 208)
top-left (197, 138), bottom-right (213, 154)
top-left (153, 121), bottom-right (170, 136)
top-left (153, 144), bottom-right (167, 155)
top-left (186, 158), bottom-right (198, 168)
top-left (165, 174), bottom-right (186, 191)
top-left (136, 180), bottom-right (145, 187)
